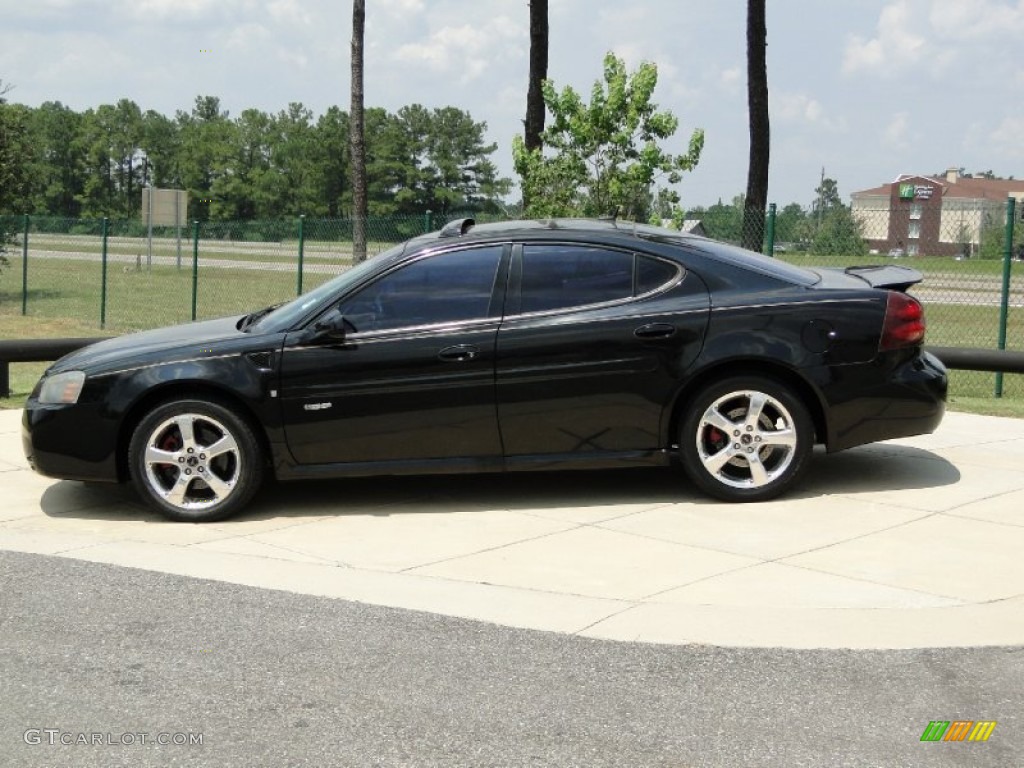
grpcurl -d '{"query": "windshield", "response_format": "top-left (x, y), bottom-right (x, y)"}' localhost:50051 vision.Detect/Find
top-left (250, 243), bottom-right (406, 333)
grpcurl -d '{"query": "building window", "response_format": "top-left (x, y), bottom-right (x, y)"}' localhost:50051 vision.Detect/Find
top-left (910, 203), bottom-right (923, 220)
top-left (908, 221), bottom-right (921, 239)
top-left (908, 244), bottom-right (919, 256)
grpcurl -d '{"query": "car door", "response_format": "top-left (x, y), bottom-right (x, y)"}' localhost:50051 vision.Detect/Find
top-left (496, 242), bottom-right (710, 459)
top-left (279, 245), bottom-right (508, 467)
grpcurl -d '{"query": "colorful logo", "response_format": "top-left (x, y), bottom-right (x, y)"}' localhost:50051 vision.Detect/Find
top-left (920, 721), bottom-right (996, 742)
top-left (899, 183), bottom-right (915, 199)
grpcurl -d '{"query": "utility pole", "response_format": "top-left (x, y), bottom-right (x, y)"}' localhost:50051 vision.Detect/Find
top-left (816, 166), bottom-right (825, 231)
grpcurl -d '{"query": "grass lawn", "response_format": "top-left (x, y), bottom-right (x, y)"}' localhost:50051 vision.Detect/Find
top-left (777, 251), bottom-right (1018, 276)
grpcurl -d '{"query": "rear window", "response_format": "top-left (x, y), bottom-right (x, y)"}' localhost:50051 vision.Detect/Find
top-left (690, 240), bottom-right (820, 286)
top-left (639, 231), bottom-right (819, 287)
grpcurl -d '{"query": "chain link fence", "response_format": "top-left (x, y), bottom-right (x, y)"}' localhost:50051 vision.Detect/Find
top-left (2, 204), bottom-right (1021, 397)
top-left (0, 213), bottom-right (457, 334)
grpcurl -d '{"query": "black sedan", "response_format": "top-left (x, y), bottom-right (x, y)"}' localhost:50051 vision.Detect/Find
top-left (23, 218), bottom-right (947, 522)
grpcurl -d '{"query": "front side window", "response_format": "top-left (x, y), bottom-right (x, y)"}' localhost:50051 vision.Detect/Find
top-left (520, 245), bottom-right (678, 314)
top-left (337, 246), bottom-right (503, 332)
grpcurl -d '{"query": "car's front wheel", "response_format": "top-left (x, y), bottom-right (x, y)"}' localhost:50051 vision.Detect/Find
top-left (128, 398), bottom-right (263, 522)
top-left (680, 376), bottom-right (813, 502)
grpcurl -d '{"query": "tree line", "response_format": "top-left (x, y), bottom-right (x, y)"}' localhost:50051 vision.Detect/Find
top-left (0, 93), bottom-right (510, 222)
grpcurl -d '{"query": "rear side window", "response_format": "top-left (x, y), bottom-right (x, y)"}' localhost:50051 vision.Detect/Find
top-left (521, 246), bottom-right (678, 314)
top-left (636, 256), bottom-right (678, 294)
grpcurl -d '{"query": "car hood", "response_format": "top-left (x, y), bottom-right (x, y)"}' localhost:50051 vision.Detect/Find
top-left (49, 315), bottom-right (249, 374)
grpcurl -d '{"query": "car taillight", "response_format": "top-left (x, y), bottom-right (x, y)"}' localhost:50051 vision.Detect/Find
top-left (880, 291), bottom-right (925, 351)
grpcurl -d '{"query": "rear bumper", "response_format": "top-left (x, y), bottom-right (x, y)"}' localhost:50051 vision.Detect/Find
top-left (824, 350), bottom-right (947, 453)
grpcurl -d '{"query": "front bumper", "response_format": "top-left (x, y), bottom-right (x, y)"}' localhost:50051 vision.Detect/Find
top-left (22, 400), bottom-right (121, 483)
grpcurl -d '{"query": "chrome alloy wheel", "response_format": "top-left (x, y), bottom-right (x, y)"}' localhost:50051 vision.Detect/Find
top-left (695, 389), bottom-right (799, 490)
top-left (142, 413), bottom-right (242, 511)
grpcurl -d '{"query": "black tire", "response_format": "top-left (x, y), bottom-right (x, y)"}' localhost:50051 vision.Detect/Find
top-left (679, 376), bottom-right (813, 502)
top-left (128, 398), bottom-right (263, 522)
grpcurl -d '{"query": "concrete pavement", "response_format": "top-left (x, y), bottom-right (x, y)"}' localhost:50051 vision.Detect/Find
top-left (2, 407), bottom-right (1023, 650)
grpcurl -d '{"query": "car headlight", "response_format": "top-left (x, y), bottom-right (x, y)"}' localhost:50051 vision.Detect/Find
top-left (38, 371), bottom-right (87, 404)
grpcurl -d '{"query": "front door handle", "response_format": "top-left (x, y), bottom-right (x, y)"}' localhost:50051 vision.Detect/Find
top-left (634, 323), bottom-right (676, 339)
top-left (438, 344), bottom-right (479, 362)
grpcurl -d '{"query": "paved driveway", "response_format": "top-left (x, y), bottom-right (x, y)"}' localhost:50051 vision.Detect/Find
top-left (2, 409), bottom-right (1023, 649)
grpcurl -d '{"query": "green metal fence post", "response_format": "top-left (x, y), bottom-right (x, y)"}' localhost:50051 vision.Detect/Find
top-left (100, 217), bottom-right (109, 329)
top-left (297, 215), bottom-right (305, 296)
top-left (424, 209), bottom-right (433, 233)
top-left (20, 214), bottom-right (29, 315)
top-left (995, 196), bottom-right (1017, 397)
top-left (765, 203), bottom-right (777, 257)
top-left (191, 220), bottom-right (200, 322)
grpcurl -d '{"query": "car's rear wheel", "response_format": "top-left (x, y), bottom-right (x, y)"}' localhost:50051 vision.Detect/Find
top-left (128, 398), bottom-right (263, 522)
top-left (680, 376), bottom-right (813, 502)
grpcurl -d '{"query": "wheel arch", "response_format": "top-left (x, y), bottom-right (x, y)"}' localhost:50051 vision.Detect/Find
top-left (115, 382), bottom-right (272, 483)
top-left (666, 360), bottom-right (828, 451)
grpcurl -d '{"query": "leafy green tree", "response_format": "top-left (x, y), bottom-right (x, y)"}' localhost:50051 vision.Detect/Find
top-left (812, 176), bottom-right (843, 225)
top-left (140, 109), bottom-right (181, 189)
top-left (75, 100), bottom-right (146, 218)
top-left (689, 196), bottom-right (745, 243)
top-left (77, 105), bottom-right (118, 217)
top-left (212, 108), bottom-right (273, 219)
top-left (979, 208), bottom-right (1022, 260)
top-left (176, 96), bottom-right (236, 221)
top-left (27, 101), bottom-right (86, 217)
top-left (362, 105), bottom-right (508, 216)
top-left (774, 202), bottom-right (808, 245)
top-left (811, 205), bottom-right (867, 257)
top-left (412, 106), bottom-right (508, 214)
top-left (0, 102), bottom-right (32, 215)
top-left (513, 52), bottom-right (704, 220)
top-left (315, 106), bottom-right (349, 216)
top-left (268, 102), bottom-right (321, 217)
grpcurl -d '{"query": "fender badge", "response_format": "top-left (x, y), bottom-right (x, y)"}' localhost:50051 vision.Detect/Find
top-left (304, 402), bottom-right (332, 411)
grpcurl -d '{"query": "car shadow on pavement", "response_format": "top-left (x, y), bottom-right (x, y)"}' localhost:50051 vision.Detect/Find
top-left (38, 443), bottom-right (961, 523)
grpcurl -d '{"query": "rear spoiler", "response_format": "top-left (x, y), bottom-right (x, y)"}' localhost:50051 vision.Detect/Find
top-left (842, 265), bottom-right (923, 291)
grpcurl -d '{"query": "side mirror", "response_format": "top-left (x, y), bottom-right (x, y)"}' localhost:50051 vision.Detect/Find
top-left (307, 309), bottom-right (349, 343)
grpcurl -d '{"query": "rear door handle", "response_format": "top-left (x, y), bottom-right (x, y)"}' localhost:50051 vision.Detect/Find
top-left (438, 345), bottom-right (479, 362)
top-left (634, 323), bottom-right (676, 339)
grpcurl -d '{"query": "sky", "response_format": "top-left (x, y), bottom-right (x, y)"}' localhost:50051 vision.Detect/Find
top-left (2, 0), bottom-right (1024, 209)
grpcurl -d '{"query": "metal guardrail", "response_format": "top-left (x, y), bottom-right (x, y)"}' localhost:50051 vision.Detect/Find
top-left (0, 338), bottom-right (110, 397)
top-left (926, 346), bottom-right (1024, 373)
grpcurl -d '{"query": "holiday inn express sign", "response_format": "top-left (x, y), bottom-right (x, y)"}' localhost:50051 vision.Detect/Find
top-left (899, 183), bottom-right (934, 200)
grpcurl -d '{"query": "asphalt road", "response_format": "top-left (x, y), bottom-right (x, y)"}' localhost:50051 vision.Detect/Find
top-left (1, 551), bottom-right (1021, 768)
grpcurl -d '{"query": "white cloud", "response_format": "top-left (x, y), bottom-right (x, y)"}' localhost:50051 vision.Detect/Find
top-left (395, 15), bottom-right (524, 83)
top-left (378, 0), bottom-right (426, 17)
top-left (927, 0), bottom-right (1024, 39)
top-left (226, 23), bottom-right (272, 51)
top-left (720, 66), bottom-right (741, 87)
top-left (843, 1), bottom-right (929, 75)
top-left (883, 111), bottom-right (912, 149)
top-left (843, 0), bottom-right (1024, 76)
top-left (988, 115), bottom-right (1024, 159)
top-left (771, 90), bottom-right (846, 133)
top-left (268, 0), bottom-right (312, 26)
